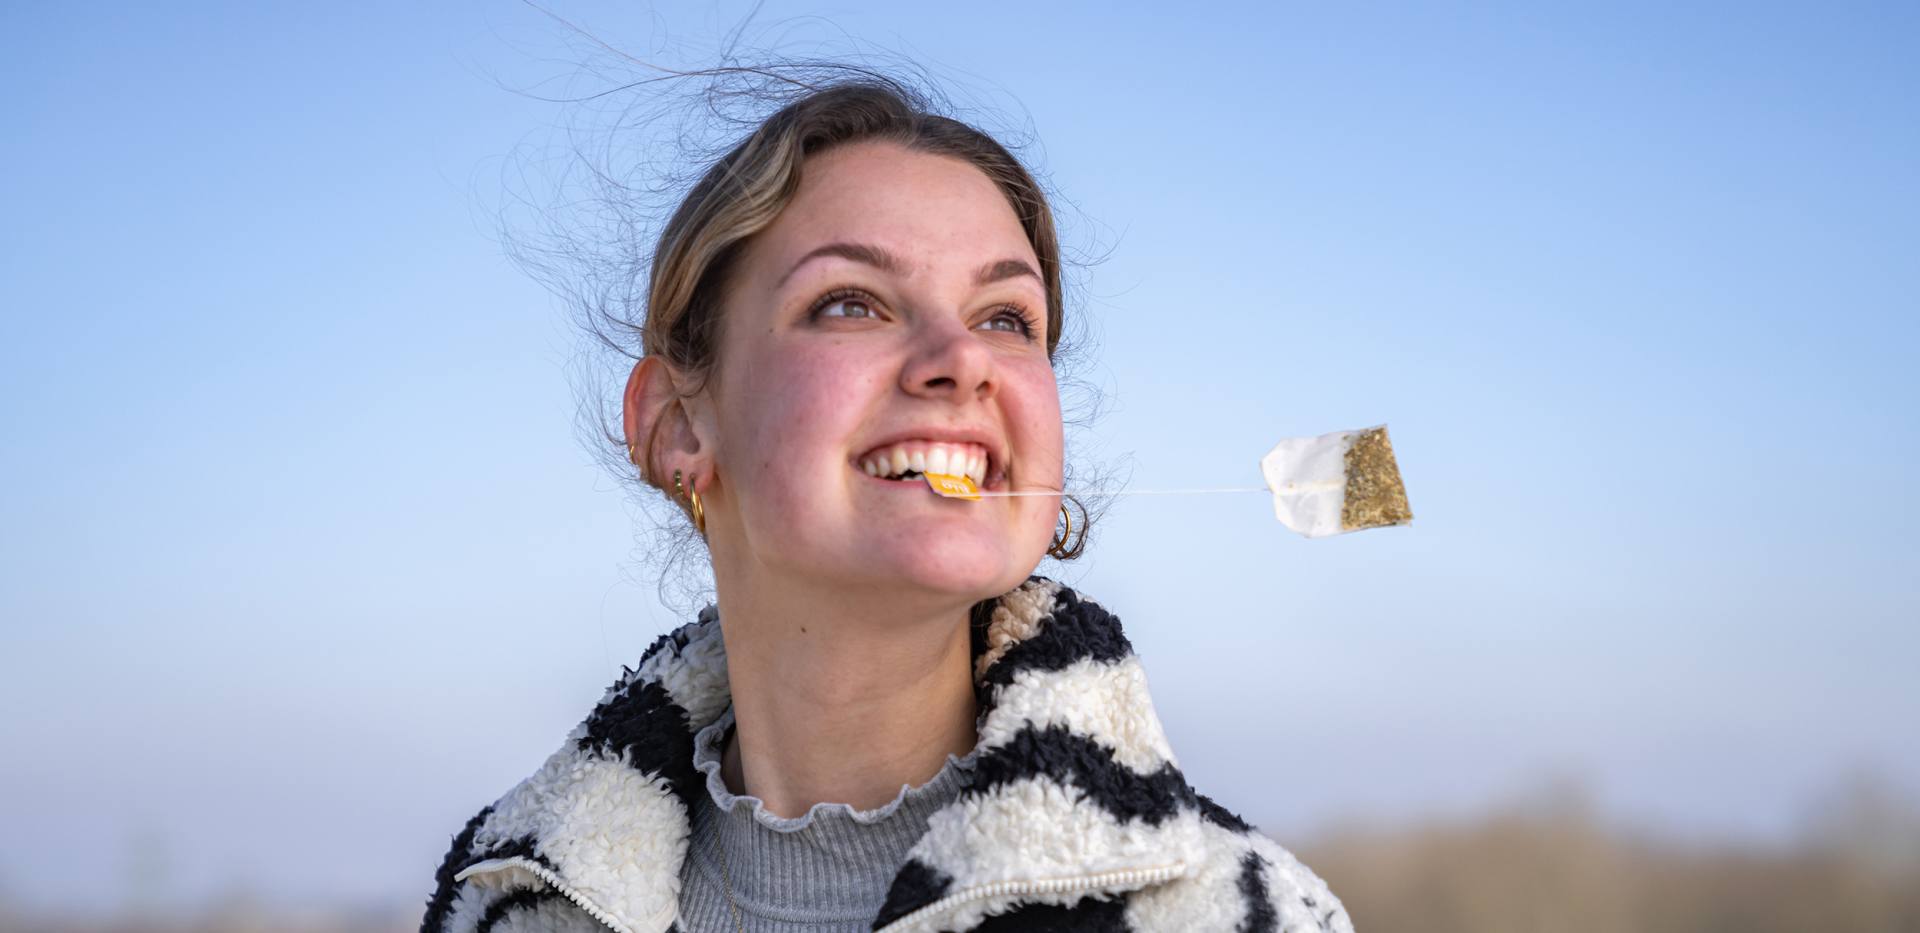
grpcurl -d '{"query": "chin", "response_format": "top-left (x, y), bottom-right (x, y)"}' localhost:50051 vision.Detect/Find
top-left (862, 541), bottom-right (1035, 604)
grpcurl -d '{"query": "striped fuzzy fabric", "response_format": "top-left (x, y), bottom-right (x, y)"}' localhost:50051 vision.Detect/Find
top-left (421, 576), bottom-right (1353, 933)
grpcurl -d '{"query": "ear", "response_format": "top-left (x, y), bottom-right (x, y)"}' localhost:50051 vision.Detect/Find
top-left (622, 357), bottom-right (716, 490)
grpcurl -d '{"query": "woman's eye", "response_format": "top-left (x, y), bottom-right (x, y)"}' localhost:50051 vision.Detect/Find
top-left (810, 289), bottom-right (882, 321)
top-left (819, 297), bottom-right (876, 319)
top-left (982, 307), bottom-right (1038, 339)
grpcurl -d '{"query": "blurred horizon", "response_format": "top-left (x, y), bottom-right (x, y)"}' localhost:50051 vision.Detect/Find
top-left (6, 769), bottom-right (1916, 929)
top-left (2, 1), bottom-right (1915, 928)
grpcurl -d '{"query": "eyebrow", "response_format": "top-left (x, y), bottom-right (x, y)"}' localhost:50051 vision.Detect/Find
top-left (777, 241), bottom-right (1041, 290)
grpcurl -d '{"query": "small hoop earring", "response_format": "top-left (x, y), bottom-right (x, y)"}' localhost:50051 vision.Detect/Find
top-left (1048, 503), bottom-right (1077, 559)
top-left (674, 469), bottom-right (707, 538)
top-left (627, 443), bottom-right (648, 484)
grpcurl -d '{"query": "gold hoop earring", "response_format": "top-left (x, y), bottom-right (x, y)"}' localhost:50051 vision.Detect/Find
top-left (627, 443), bottom-right (648, 484)
top-left (1048, 503), bottom-right (1076, 559)
top-left (675, 469), bottom-right (707, 538)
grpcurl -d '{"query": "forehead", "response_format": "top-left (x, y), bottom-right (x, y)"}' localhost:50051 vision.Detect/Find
top-left (752, 141), bottom-right (1038, 278)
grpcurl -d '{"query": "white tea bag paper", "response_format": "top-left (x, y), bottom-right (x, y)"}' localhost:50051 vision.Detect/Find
top-left (1260, 425), bottom-right (1413, 539)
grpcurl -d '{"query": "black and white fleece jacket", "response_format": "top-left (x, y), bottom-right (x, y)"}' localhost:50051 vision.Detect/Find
top-left (421, 576), bottom-right (1354, 933)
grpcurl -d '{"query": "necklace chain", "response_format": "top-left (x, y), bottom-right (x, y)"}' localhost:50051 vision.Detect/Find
top-left (708, 738), bottom-right (749, 933)
top-left (712, 726), bottom-right (747, 933)
top-left (712, 825), bottom-right (746, 933)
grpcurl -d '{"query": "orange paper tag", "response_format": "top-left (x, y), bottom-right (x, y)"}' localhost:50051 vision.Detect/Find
top-left (923, 472), bottom-right (981, 500)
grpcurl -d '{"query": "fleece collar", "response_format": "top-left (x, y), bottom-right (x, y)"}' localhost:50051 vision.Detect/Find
top-left (448, 576), bottom-right (1209, 933)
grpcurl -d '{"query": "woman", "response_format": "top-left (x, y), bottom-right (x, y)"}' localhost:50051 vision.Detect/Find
top-left (423, 79), bottom-right (1352, 933)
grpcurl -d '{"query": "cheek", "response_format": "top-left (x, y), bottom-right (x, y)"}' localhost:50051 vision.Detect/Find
top-left (1010, 368), bottom-right (1066, 480)
top-left (727, 344), bottom-right (874, 492)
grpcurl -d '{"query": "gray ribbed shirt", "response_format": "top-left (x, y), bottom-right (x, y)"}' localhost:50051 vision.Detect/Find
top-left (675, 705), bottom-right (976, 933)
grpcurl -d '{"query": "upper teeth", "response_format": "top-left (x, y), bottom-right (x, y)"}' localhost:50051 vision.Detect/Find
top-left (860, 441), bottom-right (989, 487)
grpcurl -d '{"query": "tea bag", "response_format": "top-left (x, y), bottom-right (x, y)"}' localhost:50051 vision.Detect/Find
top-left (933, 423), bottom-right (1413, 540)
top-left (1260, 425), bottom-right (1413, 538)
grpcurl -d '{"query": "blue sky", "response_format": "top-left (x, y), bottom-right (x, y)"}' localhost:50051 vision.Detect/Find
top-left (2, 0), bottom-right (1915, 914)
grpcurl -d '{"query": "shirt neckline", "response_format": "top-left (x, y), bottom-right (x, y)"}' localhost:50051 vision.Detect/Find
top-left (691, 703), bottom-right (978, 834)
top-left (685, 704), bottom-right (980, 921)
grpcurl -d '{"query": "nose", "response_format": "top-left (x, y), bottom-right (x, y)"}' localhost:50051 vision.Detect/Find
top-left (900, 311), bottom-right (997, 403)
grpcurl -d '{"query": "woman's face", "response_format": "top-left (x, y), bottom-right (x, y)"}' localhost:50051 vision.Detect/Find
top-left (701, 140), bottom-right (1063, 603)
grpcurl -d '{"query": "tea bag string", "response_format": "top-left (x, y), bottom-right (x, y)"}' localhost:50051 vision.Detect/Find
top-left (972, 481), bottom-right (1339, 498)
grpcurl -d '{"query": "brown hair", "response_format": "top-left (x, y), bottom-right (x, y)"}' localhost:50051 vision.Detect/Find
top-left (629, 78), bottom-right (1090, 560)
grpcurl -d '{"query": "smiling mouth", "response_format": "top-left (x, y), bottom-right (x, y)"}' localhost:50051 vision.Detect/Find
top-left (855, 439), bottom-right (1004, 490)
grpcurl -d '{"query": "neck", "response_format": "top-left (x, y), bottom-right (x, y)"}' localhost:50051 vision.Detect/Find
top-left (712, 574), bottom-right (980, 819)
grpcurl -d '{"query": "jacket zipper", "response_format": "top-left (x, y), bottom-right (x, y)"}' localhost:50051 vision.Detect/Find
top-left (459, 857), bottom-right (1186, 933)
top-left (455, 856), bottom-right (636, 933)
top-left (873, 861), bottom-right (1188, 932)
